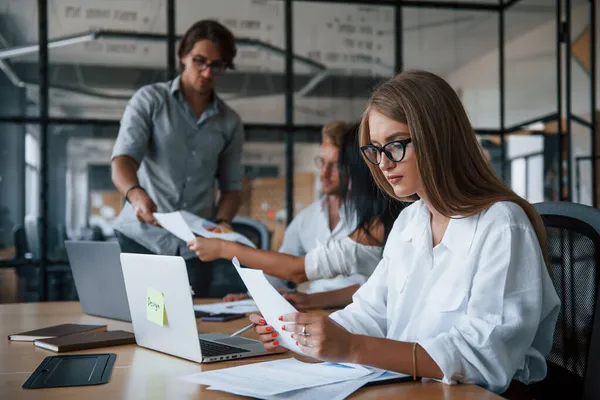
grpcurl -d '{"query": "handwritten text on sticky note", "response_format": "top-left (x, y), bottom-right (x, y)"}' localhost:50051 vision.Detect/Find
top-left (147, 287), bottom-right (167, 326)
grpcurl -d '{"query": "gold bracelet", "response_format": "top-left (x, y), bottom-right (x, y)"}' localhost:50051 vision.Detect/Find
top-left (412, 342), bottom-right (418, 380)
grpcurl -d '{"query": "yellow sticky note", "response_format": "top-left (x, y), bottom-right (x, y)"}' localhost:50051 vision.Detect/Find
top-left (147, 287), bottom-right (167, 326)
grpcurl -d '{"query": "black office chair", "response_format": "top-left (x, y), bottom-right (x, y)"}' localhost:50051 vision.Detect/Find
top-left (530, 202), bottom-right (600, 400)
top-left (24, 214), bottom-right (41, 260)
top-left (231, 216), bottom-right (272, 251)
top-left (11, 223), bottom-right (39, 302)
top-left (12, 224), bottom-right (29, 259)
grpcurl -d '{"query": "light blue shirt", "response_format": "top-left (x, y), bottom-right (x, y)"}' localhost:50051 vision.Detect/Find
top-left (112, 76), bottom-right (244, 258)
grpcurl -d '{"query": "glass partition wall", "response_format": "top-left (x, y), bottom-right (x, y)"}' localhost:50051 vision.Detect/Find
top-left (0, 0), bottom-right (595, 301)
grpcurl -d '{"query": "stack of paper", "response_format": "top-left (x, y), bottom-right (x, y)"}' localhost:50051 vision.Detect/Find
top-left (193, 299), bottom-right (259, 314)
top-left (181, 358), bottom-right (395, 399)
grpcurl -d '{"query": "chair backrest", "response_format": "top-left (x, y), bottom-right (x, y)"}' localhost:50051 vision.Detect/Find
top-left (12, 224), bottom-right (28, 258)
top-left (24, 214), bottom-right (41, 260)
top-left (231, 216), bottom-right (271, 251)
top-left (532, 202), bottom-right (600, 400)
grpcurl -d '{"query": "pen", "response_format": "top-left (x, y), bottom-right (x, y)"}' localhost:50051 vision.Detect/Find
top-left (230, 323), bottom-right (256, 337)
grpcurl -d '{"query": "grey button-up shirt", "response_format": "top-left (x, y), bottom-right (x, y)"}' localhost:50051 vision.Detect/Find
top-left (111, 76), bottom-right (244, 259)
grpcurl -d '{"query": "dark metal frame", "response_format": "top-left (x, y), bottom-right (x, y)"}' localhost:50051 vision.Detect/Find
top-left (499, 0), bottom-right (506, 179)
top-left (0, 0), bottom-right (596, 300)
top-left (38, 0), bottom-right (48, 301)
top-left (565, 0), bottom-right (573, 202)
top-left (284, 0), bottom-right (294, 226)
top-left (591, 0), bottom-right (597, 208)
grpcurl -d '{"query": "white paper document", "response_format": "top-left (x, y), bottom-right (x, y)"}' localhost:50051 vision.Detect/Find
top-left (370, 370), bottom-right (411, 382)
top-left (258, 370), bottom-right (386, 400)
top-left (180, 210), bottom-right (256, 248)
top-left (153, 211), bottom-right (256, 248)
top-left (193, 299), bottom-right (259, 314)
top-left (205, 368), bottom-right (406, 400)
top-left (181, 358), bottom-right (372, 397)
top-left (153, 212), bottom-right (195, 242)
top-left (232, 257), bottom-right (300, 353)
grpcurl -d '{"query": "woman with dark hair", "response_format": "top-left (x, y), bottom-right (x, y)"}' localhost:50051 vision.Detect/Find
top-left (338, 123), bottom-right (398, 248)
top-left (187, 123), bottom-right (403, 310)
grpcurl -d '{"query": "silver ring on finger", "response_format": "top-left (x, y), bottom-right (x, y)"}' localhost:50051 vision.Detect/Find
top-left (302, 324), bottom-right (309, 336)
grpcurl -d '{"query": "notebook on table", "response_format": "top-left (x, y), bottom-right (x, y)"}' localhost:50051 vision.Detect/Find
top-left (8, 324), bottom-right (107, 342)
top-left (34, 330), bottom-right (136, 353)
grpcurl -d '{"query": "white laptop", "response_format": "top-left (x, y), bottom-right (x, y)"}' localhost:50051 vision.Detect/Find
top-left (120, 253), bottom-right (269, 363)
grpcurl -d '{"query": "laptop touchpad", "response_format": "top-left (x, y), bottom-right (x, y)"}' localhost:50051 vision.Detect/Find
top-left (215, 337), bottom-right (255, 346)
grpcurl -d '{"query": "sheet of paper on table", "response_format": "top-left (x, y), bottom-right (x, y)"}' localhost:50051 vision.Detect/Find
top-left (181, 358), bottom-right (373, 398)
top-left (192, 299), bottom-right (259, 314)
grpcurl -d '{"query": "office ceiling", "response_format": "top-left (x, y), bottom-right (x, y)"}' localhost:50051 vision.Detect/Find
top-left (0, 0), bottom-right (585, 124)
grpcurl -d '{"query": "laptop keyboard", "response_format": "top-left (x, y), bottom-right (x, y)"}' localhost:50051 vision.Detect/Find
top-left (199, 339), bottom-right (250, 357)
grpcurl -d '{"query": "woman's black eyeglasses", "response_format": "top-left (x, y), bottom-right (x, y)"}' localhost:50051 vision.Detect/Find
top-left (360, 138), bottom-right (412, 165)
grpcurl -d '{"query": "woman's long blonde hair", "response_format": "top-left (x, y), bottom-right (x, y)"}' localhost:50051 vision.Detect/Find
top-left (359, 70), bottom-right (549, 268)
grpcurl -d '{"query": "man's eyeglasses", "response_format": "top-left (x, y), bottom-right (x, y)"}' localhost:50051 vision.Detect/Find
top-left (360, 138), bottom-right (412, 165)
top-left (192, 56), bottom-right (227, 75)
top-left (314, 156), bottom-right (338, 172)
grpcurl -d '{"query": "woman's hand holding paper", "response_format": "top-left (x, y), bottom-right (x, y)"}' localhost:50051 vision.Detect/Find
top-left (280, 312), bottom-right (357, 362)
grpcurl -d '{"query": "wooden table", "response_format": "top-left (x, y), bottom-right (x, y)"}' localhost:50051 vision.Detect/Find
top-left (0, 301), bottom-right (502, 399)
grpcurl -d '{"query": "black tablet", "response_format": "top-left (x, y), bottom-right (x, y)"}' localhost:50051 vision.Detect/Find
top-left (22, 353), bottom-right (116, 389)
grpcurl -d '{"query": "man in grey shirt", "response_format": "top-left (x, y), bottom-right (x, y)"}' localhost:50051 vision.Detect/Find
top-left (111, 20), bottom-right (244, 296)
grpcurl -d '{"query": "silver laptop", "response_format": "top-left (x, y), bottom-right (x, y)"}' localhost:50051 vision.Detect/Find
top-left (120, 253), bottom-right (269, 363)
top-left (65, 240), bottom-right (131, 322)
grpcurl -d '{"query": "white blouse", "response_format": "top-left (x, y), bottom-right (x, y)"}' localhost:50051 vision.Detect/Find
top-left (276, 198), bottom-right (368, 294)
top-left (329, 200), bottom-right (560, 394)
top-left (304, 237), bottom-right (383, 281)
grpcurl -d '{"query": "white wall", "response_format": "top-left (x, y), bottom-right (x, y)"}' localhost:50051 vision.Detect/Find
top-left (507, 135), bottom-right (545, 203)
top-left (571, 119), bottom-right (594, 205)
top-left (447, 2), bottom-right (598, 203)
top-left (447, 2), bottom-right (599, 129)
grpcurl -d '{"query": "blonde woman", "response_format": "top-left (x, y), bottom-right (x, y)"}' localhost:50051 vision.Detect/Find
top-left (248, 70), bottom-right (560, 398)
